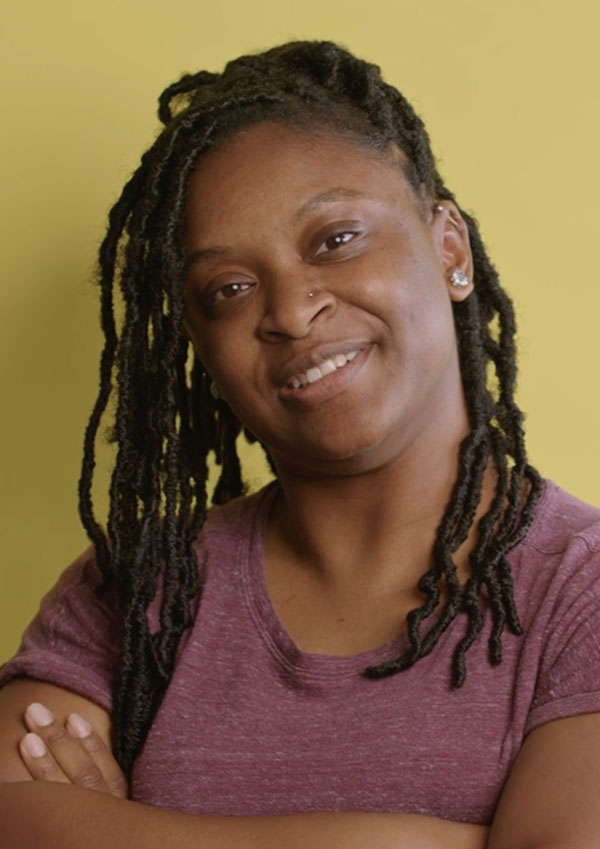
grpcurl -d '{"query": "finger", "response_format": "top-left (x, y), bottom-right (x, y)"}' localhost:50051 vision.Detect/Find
top-left (18, 732), bottom-right (71, 783)
top-left (24, 702), bottom-right (110, 793)
top-left (66, 712), bottom-right (128, 798)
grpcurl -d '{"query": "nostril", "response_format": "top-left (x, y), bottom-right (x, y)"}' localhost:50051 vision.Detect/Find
top-left (259, 286), bottom-right (336, 340)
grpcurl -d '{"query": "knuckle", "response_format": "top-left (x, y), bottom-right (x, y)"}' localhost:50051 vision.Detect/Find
top-left (74, 767), bottom-right (105, 790)
top-left (37, 756), bottom-right (59, 778)
top-left (81, 735), bottom-right (103, 755)
top-left (45, 727), bottom-right (69, 747)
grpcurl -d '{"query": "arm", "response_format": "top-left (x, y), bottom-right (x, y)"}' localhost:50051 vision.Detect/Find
top-left (0, 682), bottom-right (488, 849)
top-left (488, 712), bottom-right (600, 849)
top-left (0, 783), bottom-right (487, 849)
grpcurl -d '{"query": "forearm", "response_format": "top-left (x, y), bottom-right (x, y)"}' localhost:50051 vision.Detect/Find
top-left (0, 783), bottom-right (488, 849)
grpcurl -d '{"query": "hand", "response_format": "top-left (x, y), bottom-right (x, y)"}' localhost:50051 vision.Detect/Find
top-left (18, 702), bottom-right (128, 798)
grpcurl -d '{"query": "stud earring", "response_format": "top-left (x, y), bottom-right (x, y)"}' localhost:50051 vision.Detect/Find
top-left (450, 270), bottom-right (470, 288)
top-left (210, 380), bottom-right (221, 400)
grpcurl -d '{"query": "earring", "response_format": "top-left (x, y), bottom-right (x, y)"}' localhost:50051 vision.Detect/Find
top-left (436, 203), bottom-right (462, 231)
top-left (210, 380), bottom-right (221, 400)
top-left (450, 270), bottom-right (470, 288)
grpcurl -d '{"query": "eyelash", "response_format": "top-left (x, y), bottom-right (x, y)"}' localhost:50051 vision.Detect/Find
top-left (212, 281), bottom-right (253, 302)
top-left (313, 230), bottom-right (359, 257)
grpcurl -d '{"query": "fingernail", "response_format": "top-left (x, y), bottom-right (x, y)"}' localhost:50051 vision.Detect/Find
top-left (67, 712), bottom-right (92, 739)
top-left (23, 732), bottom-right (47, 758)
top-left (26, 702), bottom-right (54, 727)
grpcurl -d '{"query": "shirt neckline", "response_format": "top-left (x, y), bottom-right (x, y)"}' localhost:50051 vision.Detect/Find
top-left (240, 478), bottom-right (552, 681)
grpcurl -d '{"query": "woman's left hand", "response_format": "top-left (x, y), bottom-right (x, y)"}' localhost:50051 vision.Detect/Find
top-left (19, 701), bottom-right (128, 798)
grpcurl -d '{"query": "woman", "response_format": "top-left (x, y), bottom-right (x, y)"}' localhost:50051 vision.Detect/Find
top-left (1, 40), bottom-right (600, 848)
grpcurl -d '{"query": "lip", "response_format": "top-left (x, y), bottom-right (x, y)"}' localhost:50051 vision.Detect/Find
top-left (277, 341), bottom-right (372, 406)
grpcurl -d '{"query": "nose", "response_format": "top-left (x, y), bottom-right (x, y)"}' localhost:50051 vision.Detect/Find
top-left (258, 275), bottom-right (336, 341)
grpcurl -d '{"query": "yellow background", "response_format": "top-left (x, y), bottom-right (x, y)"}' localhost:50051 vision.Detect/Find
top-left (2, 0), bottom-right (599, 659)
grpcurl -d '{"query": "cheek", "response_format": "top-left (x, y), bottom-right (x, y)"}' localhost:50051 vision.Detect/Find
top-left (199, 334), bottom-right (265, 417)
top-left (368, 264), bottom-right (456, 380)
top-left (184, 308), bottom-right (245, 376)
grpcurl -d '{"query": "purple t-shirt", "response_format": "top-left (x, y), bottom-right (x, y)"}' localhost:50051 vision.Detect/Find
top-left (2, 480), bottom-right (600, 824)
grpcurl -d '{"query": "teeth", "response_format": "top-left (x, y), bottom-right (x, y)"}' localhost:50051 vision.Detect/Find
top-left (287, 350), bottom-right (360, 389)
top-left (306, 366), bottom-right (323, 384)
top-left (319, 359), bottom-right (336, 377)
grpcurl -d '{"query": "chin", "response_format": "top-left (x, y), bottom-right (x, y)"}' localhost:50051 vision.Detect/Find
top-left (271, 427), bottom-right (403, 477)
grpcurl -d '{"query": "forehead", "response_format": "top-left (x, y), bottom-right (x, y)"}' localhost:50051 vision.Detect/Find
top-left (184, 122), bottom-right (418, 237)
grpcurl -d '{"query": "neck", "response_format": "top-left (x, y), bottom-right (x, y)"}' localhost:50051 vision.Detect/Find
top-left (269, 410), bottom-right (478, 593)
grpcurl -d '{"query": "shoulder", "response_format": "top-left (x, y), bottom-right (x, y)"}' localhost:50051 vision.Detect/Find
top-left (520, 480), bottom-right (600, 556)
top-left (513, 485), bottom-right (600, 733)
top-left (511, 480), bottom-right (600, 632)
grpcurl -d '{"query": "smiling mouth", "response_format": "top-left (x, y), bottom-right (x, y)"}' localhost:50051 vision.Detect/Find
top-left (287, 350), bottom-right (359, 389)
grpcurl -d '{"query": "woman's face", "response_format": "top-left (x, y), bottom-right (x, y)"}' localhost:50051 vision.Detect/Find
top-left (183, 121), bottom-right (473, 476)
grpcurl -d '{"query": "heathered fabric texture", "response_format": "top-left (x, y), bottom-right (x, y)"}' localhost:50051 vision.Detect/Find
top-left (2, 480), bottom-right (600, 824)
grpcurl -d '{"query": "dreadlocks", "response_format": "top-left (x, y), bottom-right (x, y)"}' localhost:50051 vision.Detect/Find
top-left (78, 40), bottom-right (542, 778)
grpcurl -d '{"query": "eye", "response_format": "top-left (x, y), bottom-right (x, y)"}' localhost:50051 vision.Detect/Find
top-left (312, 229), bottom-right (362, 258)
top-left (310, 221), bottom-right (367, 262)
top-left (211, 280), bottom-right (253, 302)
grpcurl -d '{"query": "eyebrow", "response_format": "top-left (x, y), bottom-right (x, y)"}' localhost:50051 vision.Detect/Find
top-left (293, 187), bottom-right (373, 221)
top-left (184, 246), bottom-right (231, 269)
top-left (184, 187), bottom-right (373, 268)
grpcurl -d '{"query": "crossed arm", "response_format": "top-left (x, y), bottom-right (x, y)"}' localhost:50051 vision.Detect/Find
top-left (2, 679), bottom-right (600, 849)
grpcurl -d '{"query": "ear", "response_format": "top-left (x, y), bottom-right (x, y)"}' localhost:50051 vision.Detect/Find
top-left (430, 201), bottom-right (474, 303)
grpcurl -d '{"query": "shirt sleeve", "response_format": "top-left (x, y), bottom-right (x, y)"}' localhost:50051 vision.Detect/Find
top-left (0, 548), bottom-right (120, 712)
top-left (525, 533), bottom-right (600, 735)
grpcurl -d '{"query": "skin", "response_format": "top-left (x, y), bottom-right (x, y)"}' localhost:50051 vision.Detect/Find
top-left (2, 122), bottom-right (600, 848)
top-left (183, 123), bottom-right (472, 476)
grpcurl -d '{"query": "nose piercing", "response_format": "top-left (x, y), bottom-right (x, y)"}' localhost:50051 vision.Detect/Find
top-left (307, 291), bottom-right (314, 298)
